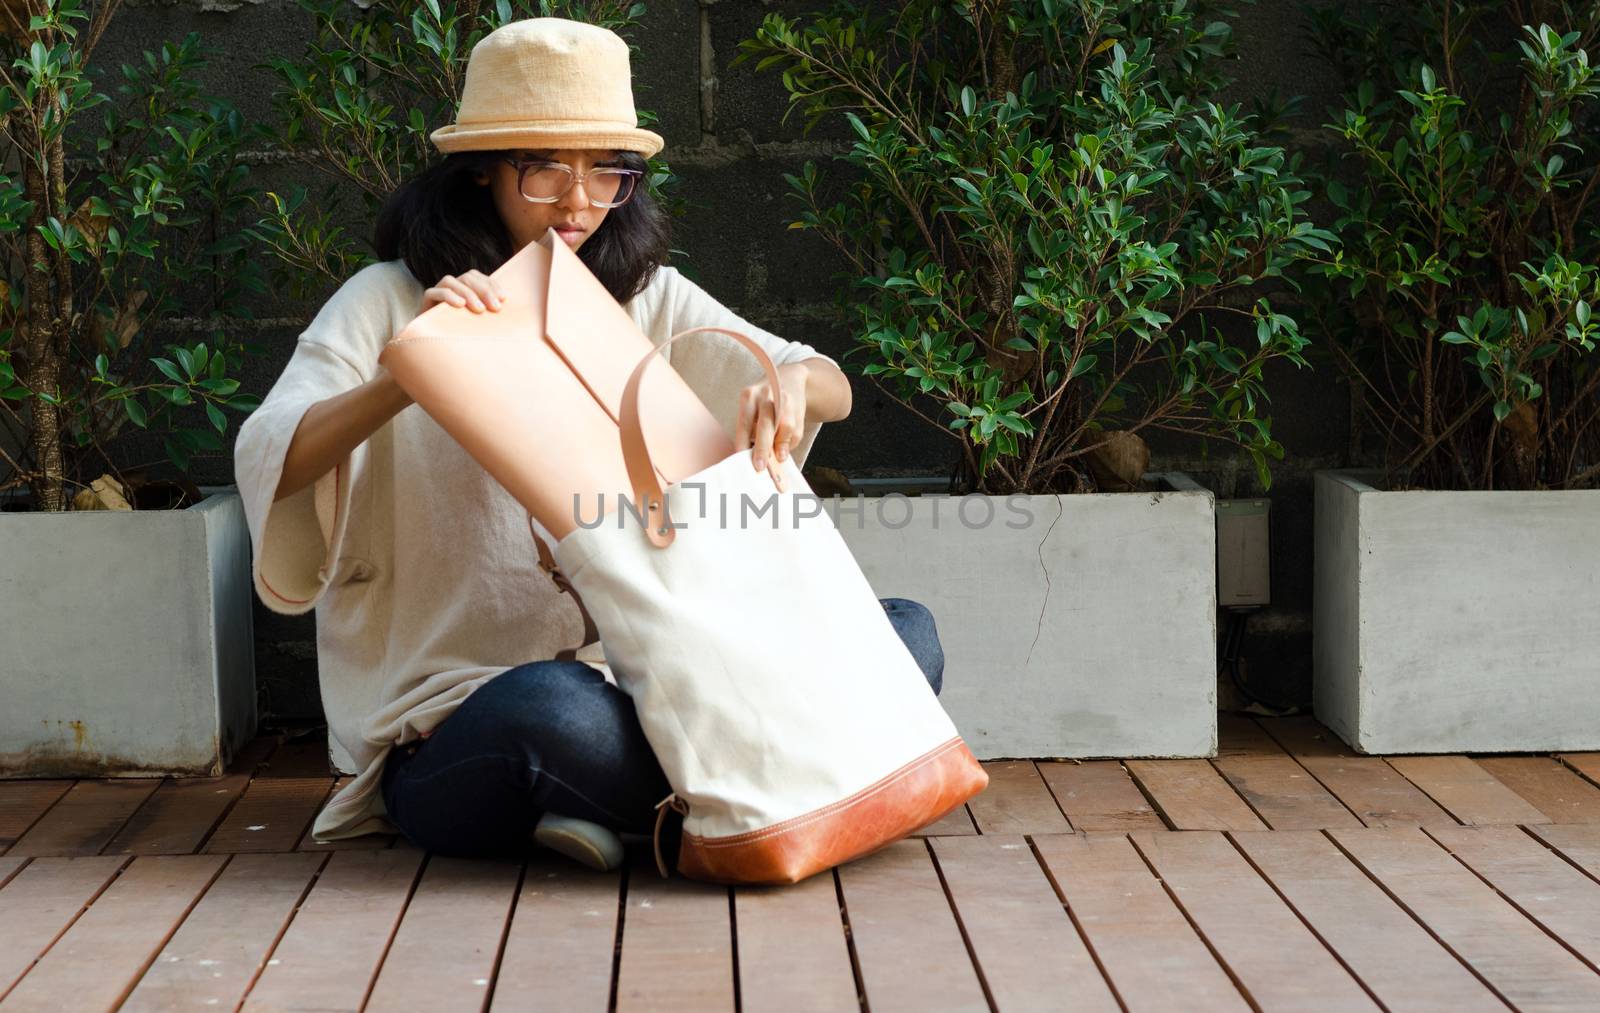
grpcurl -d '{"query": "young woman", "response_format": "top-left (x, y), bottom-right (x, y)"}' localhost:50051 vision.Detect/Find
top-left (233, 17), bottom-right (946, 872)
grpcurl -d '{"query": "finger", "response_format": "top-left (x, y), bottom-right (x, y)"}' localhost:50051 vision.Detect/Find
top-left (444, 276), bottom-right (486, 312)
top-left (733, 387), bottom-right (755, 455)
top-left (773, 412), bottom-right (796, 463)
top-left (463, 271), bottom-right (502, 310)
top-left (460, 269), bottom-right (499, 297)
top-left (473, 279), bottom-right (502, 310)
top-left (769, 436), bottom-right (787, 491)
top-left (753, 395), bottom-right (777, 473)
top-left (425, 286), bottom-right (468, 308)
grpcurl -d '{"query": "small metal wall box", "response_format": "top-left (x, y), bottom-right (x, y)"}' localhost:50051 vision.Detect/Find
top-left (1216, 498), bottom-right (1271, 607)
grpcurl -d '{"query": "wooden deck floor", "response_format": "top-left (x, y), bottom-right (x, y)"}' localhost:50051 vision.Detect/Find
top-left (2, 714), bottom-right (1599, 1011)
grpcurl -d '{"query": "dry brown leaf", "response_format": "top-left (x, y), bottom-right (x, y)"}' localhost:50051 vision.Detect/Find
top-left (83, 289), bottom-right (149, 354)
top-left (71, 473), bottom-right (133, 511)
top-left (1084, 429), bottom-right (1150, 492)
top-left (67, 197), bottom-right (112, 253)
top-left (1501, 400), bottom-right (1537, 445)
top-left (802, 464), bottom-right (854, 498)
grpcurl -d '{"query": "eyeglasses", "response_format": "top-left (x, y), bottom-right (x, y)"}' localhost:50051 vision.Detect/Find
top-left (502, 157), bottom-right (643, 207)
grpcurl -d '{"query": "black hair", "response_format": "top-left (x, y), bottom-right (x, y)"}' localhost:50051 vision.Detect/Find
top-left (373, 148), bottom-right (670, 304)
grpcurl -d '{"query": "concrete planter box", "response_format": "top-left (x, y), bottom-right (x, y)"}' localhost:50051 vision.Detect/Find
top-left (827, 472), bottom-right (1217, 759)
top-left (1313, 469), bottom-right (1600, 753)
top-left (0, 485), bottom-right (257, 777)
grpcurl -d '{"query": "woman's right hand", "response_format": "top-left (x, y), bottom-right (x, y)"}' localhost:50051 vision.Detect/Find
top-left (419, 269), bottom-right (506, 314)
top-left (382, 270), bottom-right (509, 407)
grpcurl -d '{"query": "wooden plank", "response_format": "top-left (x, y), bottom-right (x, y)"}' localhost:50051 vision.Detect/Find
top-left (1124, 760), bottom-right (1267, 831)
top-left (1330, 826), bottom-right (1600, 1008)
top-left (1218, 714), bottom-right (1361, 834)
top-left (219, 735), bottom-right (279, 778)
top-left (1128, 831), bottom-right (1378, 1010)
top-left (1217, 713), bottom-right (1290, 757)
top-left (910, 803), bottom-right (978, 837)
top-left (931, 835), bottom-right (1118, 1012)
top-left (1232, 830), bottom-right (1504, 1010)
top-left (1255, 716), bottom-right (1350, 757)
top-left (967, 761), bottom-right (1072, 834)
top-left (614, 848), bottom-right (734, 1011)
top-left (1474, 756), bottom-right (1600, 824)
top-left (1035, 760), bottom-right (1165, 832)
top-left (365, 855), bottom-right (522, 1010)
top-left (1212, 754), bottom-right (1362, 830)
top-left (229, 735), bottom-right (283, 774)
top-left (0, 856), bottom-right (127, 997)
top-left (104, 738), bottom-right (279, 855)
top-left (734, 867), bottom-right (858, 1012)
top-left (240, 846), bottom-right (424, 1012)
top-left (1427, 824), bottom-right (1600, 971)
top-left (837, 838), bottom-right (988, 1011)
top-left (7, 779), bottom-right (161, 857)
top-left (1387, 755), bottom-right (1552, 826)
top-left (0, 855), bottom-right (26, 888)
top-left (259, 728), bottom-right (331, 778)
top-left (1031, 832), bottom-right (1247, 1010)
top-left (1, 854), bottom-right (226, 1011)
top-left (204, 777), bottom-right (335, 854)
top-left (1258, 717), bottom-right (1457, 827)
top-left (492, 855), bottom-right (621, 1011)
top-left (1559, 753), bottom-right (1600, 789)
top-left (119, 853), bottom-right (325, 1012)
top-left (0, 781), bottom-right (73, 853)
top-left (1527, 824), bottom-right (1600, 882)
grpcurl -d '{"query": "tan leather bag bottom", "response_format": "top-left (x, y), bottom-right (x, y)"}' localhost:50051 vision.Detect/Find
top-left (673, 737), bottom-right (988, 885)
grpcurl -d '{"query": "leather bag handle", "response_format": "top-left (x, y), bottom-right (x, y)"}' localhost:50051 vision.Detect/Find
top-left (620, 326), bottom-right (786, 549)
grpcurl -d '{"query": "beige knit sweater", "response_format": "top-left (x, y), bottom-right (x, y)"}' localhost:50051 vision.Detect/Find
top-left (233, 258), bottom-right (836, 842)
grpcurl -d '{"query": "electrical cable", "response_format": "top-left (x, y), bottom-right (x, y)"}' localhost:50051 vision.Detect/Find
top-left (1218, 607), bottom-right (1302, 716)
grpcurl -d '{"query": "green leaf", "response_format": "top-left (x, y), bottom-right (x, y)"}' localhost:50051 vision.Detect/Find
top-left (153, 358), bottom-right (186, 385)
top-left (124, 397), bottom-right (148, 428)
top-left (163, 436), bottom-right (190, 472)
top-left (844, 111), bottom-right (871, 143)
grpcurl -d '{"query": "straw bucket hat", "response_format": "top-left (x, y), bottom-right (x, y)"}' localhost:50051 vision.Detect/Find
top-left (430, 17), bottom-right (664, 158)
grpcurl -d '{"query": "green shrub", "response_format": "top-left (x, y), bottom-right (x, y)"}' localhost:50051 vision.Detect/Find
top-left (0, 5), bottom-right (262, 510)
top-left (1309, 1), bottom-right (1600, 490)
top-left (737, 0), bottom-right (1335, 493)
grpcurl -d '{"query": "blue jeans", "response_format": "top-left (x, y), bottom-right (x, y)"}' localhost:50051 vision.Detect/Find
top-left (380, 596), bottom-right (946, 859)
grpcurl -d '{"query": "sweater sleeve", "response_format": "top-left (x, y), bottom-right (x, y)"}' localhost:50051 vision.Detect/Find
top-left (233, 268), bottom-right (394, 615)
top-left (662, 266), bottom-right (840, 470)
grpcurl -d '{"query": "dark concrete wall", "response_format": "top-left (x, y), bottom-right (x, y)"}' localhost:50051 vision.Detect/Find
top-left (114, 0), bottom-right (1348, 719)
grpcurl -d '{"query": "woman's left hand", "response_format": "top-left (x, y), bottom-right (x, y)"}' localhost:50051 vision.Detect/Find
top-left (735, 362), bottom-right (809, 492)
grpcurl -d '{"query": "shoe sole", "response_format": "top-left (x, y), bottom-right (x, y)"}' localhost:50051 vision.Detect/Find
top-left (533, 819), bottom-right (624, 872)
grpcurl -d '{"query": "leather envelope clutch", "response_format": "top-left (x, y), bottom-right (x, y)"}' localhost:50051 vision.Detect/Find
top-left (378, 226), bottom-right (737, 542)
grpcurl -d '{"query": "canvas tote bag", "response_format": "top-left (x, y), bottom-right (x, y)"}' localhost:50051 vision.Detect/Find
top-left (379, 227), bottom-right (988, 885)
